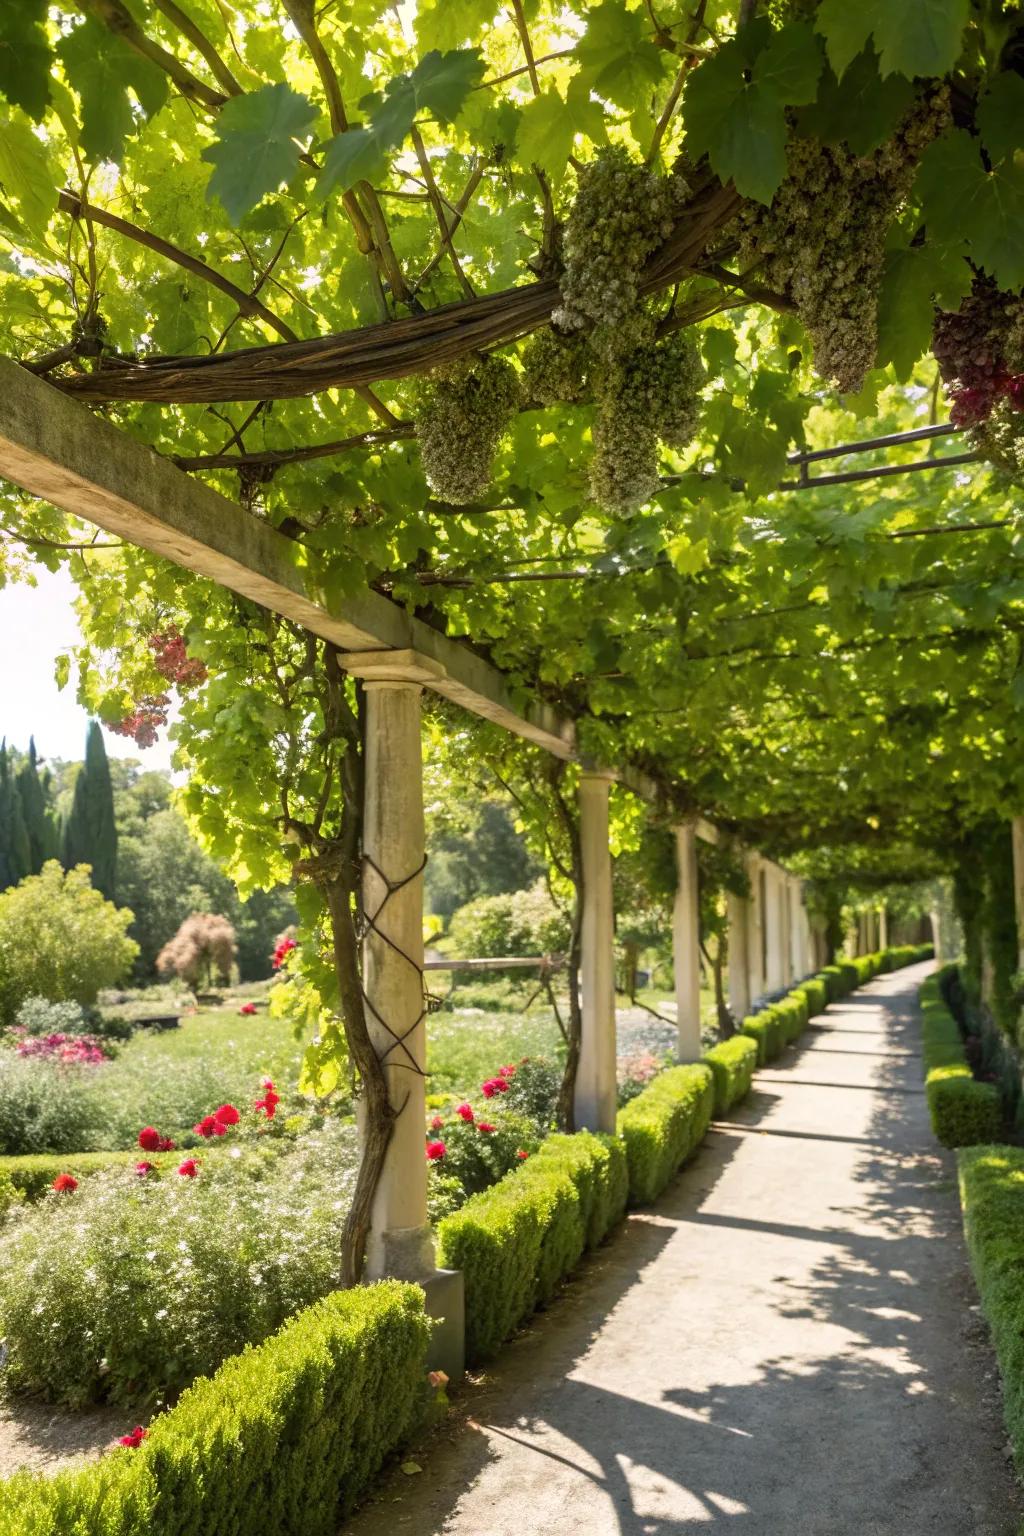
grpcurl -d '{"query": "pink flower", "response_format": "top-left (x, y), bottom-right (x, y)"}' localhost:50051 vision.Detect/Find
top-left (52, 1173), bottom-right (78, 1193)
top-left (430, 1114), bottom-right (445, 1131)
top-left (498, 1064), bottom-right (516, 1079)
top-left (194, 1115), bottom-right (219, 1139)
top-left (238, 1002), bottom-right (256, 1016)
top-left (481, 1081), bottom-right (496, 1099)
top-left (157, 1137), bottom-right (175, 1153)
top-left (137, 1127), bottom-right (161, 1152)
top-left (214, 1104), bottom-right (239, 1127)
top-left (135, 1161), bottom-right (155, 1177)
top-left (177, 1159), bottom-right (200, 1178)
top-left (118, 1425), bottom-right (148, 1449)
top-left (516, 1149), bottom-right (529, 1161)
top-left (426, 1140), bottom-right (446, 1161)
top-left (477, 1121), bottom-right (495, 1134)
top-left (456, 1103), bottom-right (474, 1123)
top-left (272, 937), bottom-right (297, 970)
top-left (255, 1080), bottom-right (279, 1119)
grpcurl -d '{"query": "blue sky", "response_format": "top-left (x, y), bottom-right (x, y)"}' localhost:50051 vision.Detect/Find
top-left (0, 565), bottom-right (175, 771)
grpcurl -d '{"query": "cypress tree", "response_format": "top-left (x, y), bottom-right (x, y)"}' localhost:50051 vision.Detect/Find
top-left (18, 738), bottom-right (59, 873)
top-left (62, 722), bottom-right (117, 898)
top-left (0, 742), bottom-right (31, 891)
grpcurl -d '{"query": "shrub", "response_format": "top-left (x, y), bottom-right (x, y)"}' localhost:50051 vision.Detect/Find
top-left (0, 1168), bottom-right (23, 1222)
top-left (818, 965), bottom-right (845, 1002)
top-left (0, 862), bottom-right (138, 1026)
top-left (0, 1148), bottom-right (138, 1199)
top-left (0, 1280), bottom-right (429, 1536)
top-left (958, 1146), bottom-right (1024, 1474)
top-left (0, 1051), bottom-right (109, 1155)
top-left (437, 1131), bottom-right (625, 1363)
top-left (921, 974), bottom-right (1002, 1148)
top-left (156, 912), bottom-right (237, 990)
top-left (705, 1036), bottom-right (757, 1116)
top-left (740, 1009), bottom-right (783, 1066)
top-left (445, 879), bottom-right (569, 964)
top-left (617, 1063), bottom-right (713, 1205)
top-left (428, 1108), bottom-right (539, 1199)
top-left (0, 1122), bottom-right (359, 1407)
top-left (798, 977), bottom-right (828, 1016)
top-left (12, 995), bottom-right (89, 1036)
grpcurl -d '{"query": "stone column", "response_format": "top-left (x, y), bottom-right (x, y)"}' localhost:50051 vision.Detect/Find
top-left (727, 886), bottom-right (751, 1022)
top-left (878, 906), bottom-right (888, 951)
top-left (576, 769), bottom-right (617, 1133)
top-left (1013, 817), bottom-right (1024, 971)
top-left (748, 855), bottom-right (766, 1002)
top-left (673, 822), bottom-right (702, 1062)
top-left (780, 875), bottom-right (793, 988)
top-left (788, 878), bottom-right (804, 981)
top-left (764, 865), bottom-right (785, 992)
top-left (343, 650), bottom-right (441, 1281)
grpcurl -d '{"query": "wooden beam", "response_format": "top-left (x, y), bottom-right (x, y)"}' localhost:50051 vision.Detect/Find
top-left (0, 358), bottom-right (574, 758)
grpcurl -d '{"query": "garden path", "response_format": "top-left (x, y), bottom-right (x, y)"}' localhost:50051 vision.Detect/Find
top-left (347, 961), bottom-right (1023, 1535)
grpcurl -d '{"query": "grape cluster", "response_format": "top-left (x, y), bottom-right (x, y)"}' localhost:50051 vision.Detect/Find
top-left (590, 334), bottom-right (706, 515)
top-left (553, 146), bottom-right (689, 362)
top-left (736, 91), bottom-right (950, 394)
top-left (416, 356), bottom-right (521, 503)
top-left (149, 629), bottom-right (207, 688)
top-left (110, 695), bottom-right (171, 750)
top-left (974, 399), bottom-right (1024, 483)
top-left (521, 328), bottom-right (592, 406)
top-left (932, 281), bottom-right (1024, 427)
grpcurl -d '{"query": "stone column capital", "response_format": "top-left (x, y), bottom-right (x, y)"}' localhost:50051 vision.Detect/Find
top-left (341, 647), bottom-right (447, 686)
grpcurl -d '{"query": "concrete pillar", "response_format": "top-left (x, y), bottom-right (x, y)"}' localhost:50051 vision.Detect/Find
top-left (727, 887), bottom-right (751, 1021)
top-left (878, 906), bottom-right (888, 951)
top-left (764, 866), bottom-right (786, 992)
top-left (576, 769), bottom-right (617, 1133)
top-left (343, 650), bottom-right (440, 1282)
top-left (749, 856), bottom-right (766, 1001)
top-left (673, 822), bottom-right (702, 1062)
top-left (1013, 817), bottom-right (1024, 970)
top-left (788, 878), bottom-right (804, 981)
top-left (780, 875), bottom-right (793, 988)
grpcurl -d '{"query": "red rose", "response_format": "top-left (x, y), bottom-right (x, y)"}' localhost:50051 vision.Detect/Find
top-left (118, 1426), bottom-right (148, 1449)
top-left (214, 1104), bottom-right (239, 1126)
top-left (492, 1077), bottom-right (508, 1093)
top-left (456, 1103), bottom-right (474, 1123)
top-left (430, 1114), bottom-right (445, 1131)
top-left (194, 1115), bottom-right (218, 1139)
top-left (480, 1081), bottom-right (496, 1098)
top-left (425, 1140), bottom-right (446, 1161)
top-left (135, 1161), bottom-right (155, 1177)
top-left (137, 1127), bottom-right (160, 1152)
top-left (177, 1159), bottom-right (200, 1178)
top-left (477, 1122), bottom-right (495, 1134)
top-left (157, 1137), bottom-right (175, 1152)
top-left (52, 1173), bottom-right (78, 1193)
top-left (238, 1002), bottom-right (256, 1016)
top-left (516, 1149), bottom-right (529, 1160)
top-left (498, 1064), bottom-right (516, 1078)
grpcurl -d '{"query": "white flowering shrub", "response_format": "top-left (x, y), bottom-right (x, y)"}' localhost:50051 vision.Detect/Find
top-left (0, 1123), bottom-right (358, 1409)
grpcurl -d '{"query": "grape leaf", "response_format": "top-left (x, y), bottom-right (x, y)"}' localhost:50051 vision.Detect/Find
top-left (876, 243), bottom-right (971, 380)
top-left (517, 79), bottom-right (605, 186)
top-left (971, 162), bottom-right (1024, 291)
top-left (752, 22), bottom-right (823, 107)
top-left (57, 17), bottom-right (169, 163)
top-left (415, 0), bottom-right (497, 51)
top-left (575, 0), bottom-right (665, 111)
top-left (410, 48), bottom-right (485, 123)
top-left (0, 0), bottom-right (50, 121)
top-left (816, 0), bottom-right (968, 80)
top-left (977, 72), bottom-right (1024, 169)
top-left (0, 112), bottom-right (54, 239)
top-left (685, 50), bottom-right (787, 204)
top-left (798, 48), bottom-right (913, 155)
top-left (914, 130), bottom-right (989, 242)
top-left (202, 83), bottom-right (317, 225)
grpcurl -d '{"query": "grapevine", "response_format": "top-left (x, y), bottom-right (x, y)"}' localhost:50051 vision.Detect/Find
top-left (735, 92), bottom-right (950, 394)
top-left (589, 334), bottom-right (706, 515)
top-left (109, 694), bottom-right (172, 750)
top-left (416, 356), bottom-right (521, 503)
top-left (149, 629), bottom-right (208, 688)
top-left (932, 279), bottom-right (1024, 428)
top-left (521, 329), bottom-right (592, 407)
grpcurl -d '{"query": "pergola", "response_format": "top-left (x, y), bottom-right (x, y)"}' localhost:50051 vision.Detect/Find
top-left (0, 353), bottom-right (817, 1363)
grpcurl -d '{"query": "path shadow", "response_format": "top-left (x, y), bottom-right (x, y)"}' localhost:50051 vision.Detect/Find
top-left (0, 1399), bottom-right (125, 1476)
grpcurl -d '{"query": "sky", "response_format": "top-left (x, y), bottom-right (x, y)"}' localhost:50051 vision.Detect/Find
top-left (0, 565), bottom-right (175, 771)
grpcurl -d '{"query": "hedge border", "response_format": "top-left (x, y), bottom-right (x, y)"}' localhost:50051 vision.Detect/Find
top-left (921, 973), bottom-right (1002, 1148)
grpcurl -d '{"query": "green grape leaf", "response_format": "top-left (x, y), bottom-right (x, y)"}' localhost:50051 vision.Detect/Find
top-left (316, 125), bottom-right (389, 200)
top-left (915, 130), bottom-right (989, 242)
top-left (876, 243), bottom-right (971, 380)
top-left (0, 0), bottom-right (51, 121)
top-left (54, 653), bottom-right (70, 691)
top-left (816, 0), bottom-right (967, 80)
top-left (202, 83), bottom-right (317, 225)
top-left (0, 111), bottom-right (54, 239)
top-left (970, 161), bottom-right (1024, 291)
top-left (516, 79), bottom-right (606, 185)
top-left (410, 48), bottom-right (485, 123)
top-left (977, 72), bottom-right (1024, 168)
top-left (57, 17), bottom-right (169, 163)
top-left (798, 48), bottom-right (913, 155)
top-left (575, 0), bottom-right (665, 111)
top-left (751, 21), bottom-right (823, 107)
top-left (685, 54), bottom-right (787, 204)
top-left (415, 0), bottom-right (497, 51)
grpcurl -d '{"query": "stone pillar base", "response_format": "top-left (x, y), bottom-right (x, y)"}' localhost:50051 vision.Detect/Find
top-left (365, 1221), bottom-right (436, 1284)
top-left (421, 1267), bottom-right (465, 1382)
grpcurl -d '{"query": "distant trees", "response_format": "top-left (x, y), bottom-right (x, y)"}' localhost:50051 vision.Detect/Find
top-left (157, 913), bottom-right (237, 991)
top-left (61, 722), bottom-right (117, 899)
top-left (0, 738), bottom-right (58, 891)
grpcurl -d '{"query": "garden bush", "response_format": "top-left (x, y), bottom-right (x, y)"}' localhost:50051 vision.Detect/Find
top-left (437, 1130), bottom-right (625, 1363)
top-left (0, 1168), bottom-right (22, 1221)
top-left (0, 1051), bottom-right (109, 1155)
top-left (797, 977), bottom-right (828, 1016)
top-left (740, 1009), bottom-right (784, 1065)
top-left (0, 1122), bottom-right (359, 1408)
top-left (0, 1280), bottom-right (429, 1536)
top-left (445, 879), bottom-right (569, 966)
top-left (0, 862), bottom-right (138, 1026)
top-left (921, 974), bottom-right (1002, 1147)
top-left (11, 996), bottom-right (90, 1036)
top-left (958, 1146), bottom-right (1024, 1474)
top-left (0, 1148), bottom-right (138, 1199)
top-left (617, 1063), bottom-right (713, 1205)
top-left (705, 1036), bottom-right (757, 1116)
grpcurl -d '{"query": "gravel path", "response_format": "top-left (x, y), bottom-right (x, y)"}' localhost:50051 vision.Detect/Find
top-left (347, 962), bottom-right (1024, 1535)
top-left (0, 1398), bottom-right (126, 1477)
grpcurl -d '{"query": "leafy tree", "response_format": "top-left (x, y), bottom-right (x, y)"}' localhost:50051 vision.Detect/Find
top-left (0, 861), bottom-right (138, 1024)
top-left (156, 911), bottom-right (237, 990)
top-left (0, 743), bottom-right (31, 892)
top-left (61, 722), bottom-right (117, 899)
top-left (426, 798), bottom-right (542, 919)
top-left (16, 738), bottom-right (58, 873)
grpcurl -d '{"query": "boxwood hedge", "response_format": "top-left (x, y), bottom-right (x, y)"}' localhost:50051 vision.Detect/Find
top-left (921, 974), bottom-right (1002, 1148)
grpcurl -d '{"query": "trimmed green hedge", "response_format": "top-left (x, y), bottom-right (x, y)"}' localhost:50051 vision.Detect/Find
top-left (0, 1149), bottom-right (139, 1200)
top-left (437, 1130), bottom-right (626, 1364)
top-left (740, 1009), bottom-right (783, 1065)
top-left (958, 1146), bottom-right (1024, 1472)
top-left (0, 1280), bottom-right (430, 1536)
top-left (921, 974), bottom-right (1002, 1147)
top-left (705, 1036), bottom-right (757, 1116)
top-left (617, 1064), bottom-right (713, 1205)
